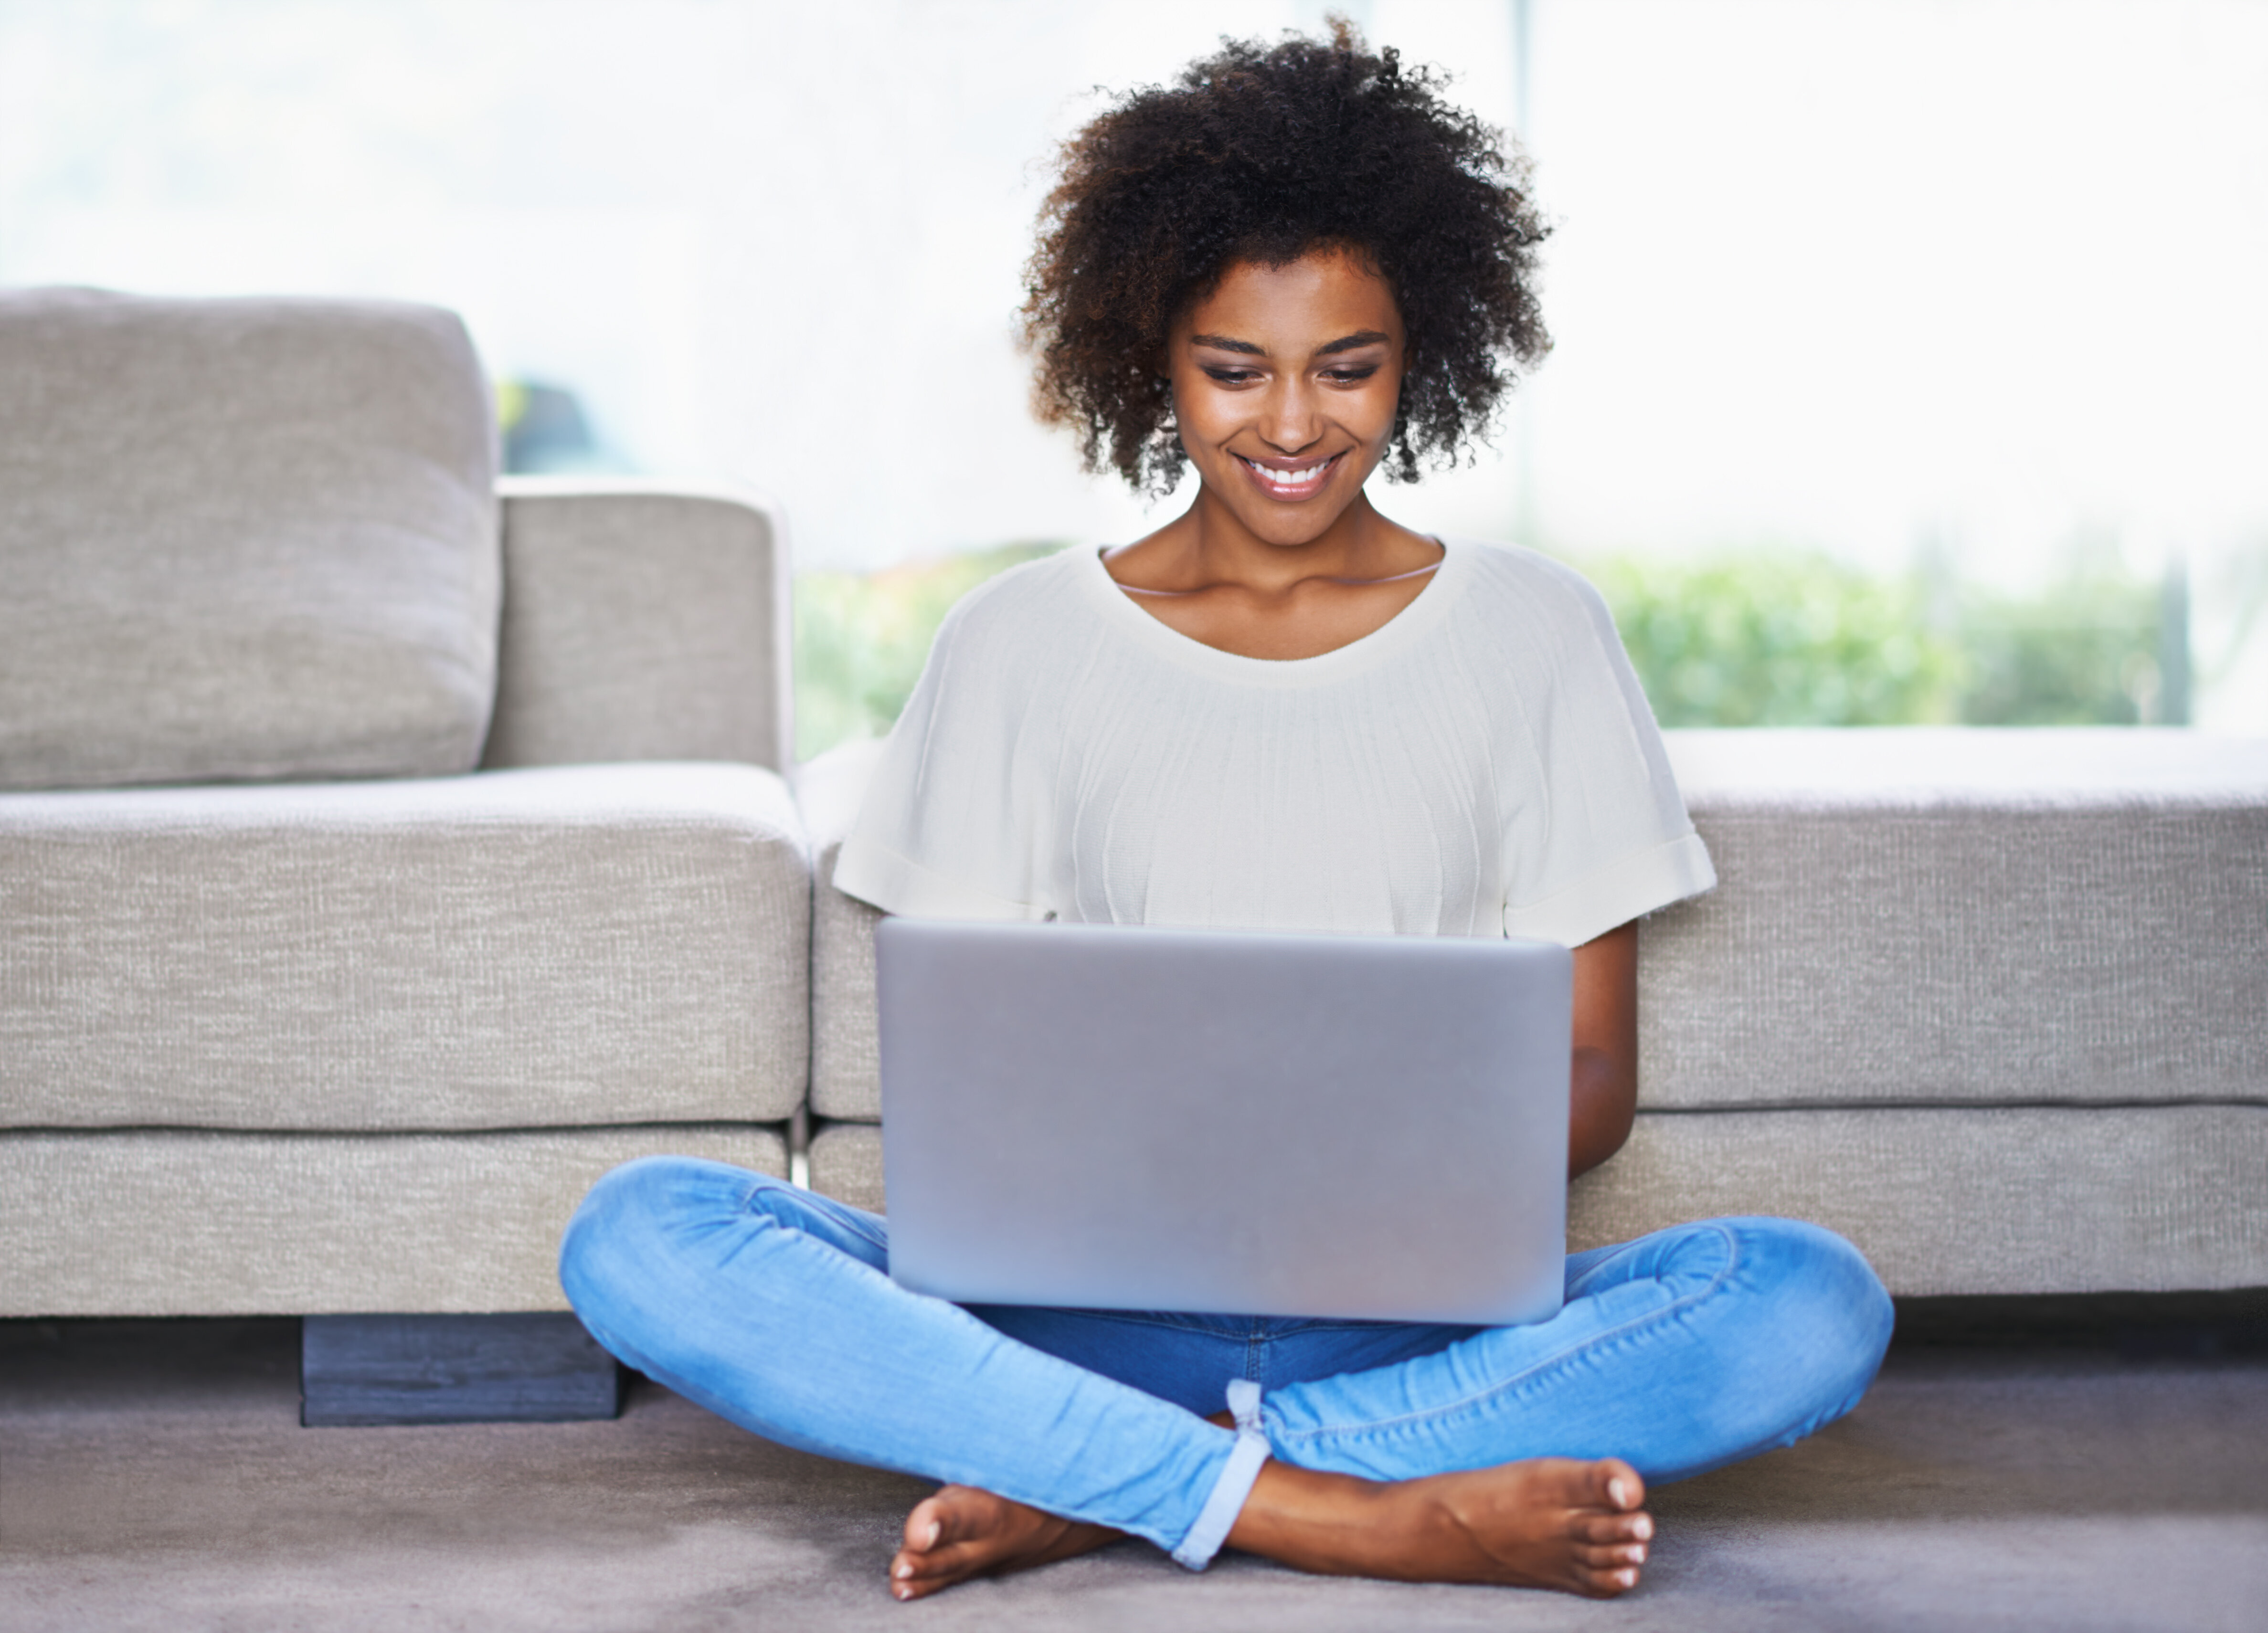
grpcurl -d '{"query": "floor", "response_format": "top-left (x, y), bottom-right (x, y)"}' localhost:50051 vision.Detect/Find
top-left (2, 1303), bottom-right (2265, 1633)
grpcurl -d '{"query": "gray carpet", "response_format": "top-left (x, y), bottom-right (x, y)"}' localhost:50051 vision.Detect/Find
top-left (2, 1315), bottom-right (2265, 1633)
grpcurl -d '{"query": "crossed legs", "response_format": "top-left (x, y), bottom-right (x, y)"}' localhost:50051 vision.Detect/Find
top-left (560, 1158), bottom-right (1892, 1600)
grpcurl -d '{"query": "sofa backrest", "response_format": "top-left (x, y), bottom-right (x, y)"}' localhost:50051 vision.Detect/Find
top-left (0, 288), bottom-right (499, 792)
top-left (1647, 727), bottom-right (2268, 1111)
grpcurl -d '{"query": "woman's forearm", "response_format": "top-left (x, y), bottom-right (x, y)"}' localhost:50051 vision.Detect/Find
top-left (1567, 922), bottom-right (1642, 1180)
top-left (1568, 1043), bottom-right (1636, 1179)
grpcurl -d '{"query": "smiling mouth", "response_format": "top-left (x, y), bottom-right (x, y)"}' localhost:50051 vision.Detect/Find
top-left (1237, 452), bottom-right (1342, 499)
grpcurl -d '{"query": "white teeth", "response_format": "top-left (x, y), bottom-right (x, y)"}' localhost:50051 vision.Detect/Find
top-left (1246, 457), bottom-right (1330, 487)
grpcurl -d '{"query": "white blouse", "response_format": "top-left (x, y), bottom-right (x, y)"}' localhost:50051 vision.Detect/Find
top-left (834, 539), bottom-right (1714, 946)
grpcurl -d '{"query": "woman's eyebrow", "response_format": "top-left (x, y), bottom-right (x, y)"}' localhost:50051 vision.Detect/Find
top-left (1186, 330), bottom-right (1392, 357)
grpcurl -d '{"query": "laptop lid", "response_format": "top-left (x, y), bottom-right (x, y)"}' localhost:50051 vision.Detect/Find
top-left (876, 918), bottom-right (1571, 1326)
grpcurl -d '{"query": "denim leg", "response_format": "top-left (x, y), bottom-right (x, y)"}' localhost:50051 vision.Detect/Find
top-left (970, 1304), bottom-right (1482, 1416)
top-left (1260, 1216), bottom-right (1894, 1484)
top-left (558, 1157), bottom-right (1247, 1559)
top-left (968, 1306), bottom-right (1286, 1416)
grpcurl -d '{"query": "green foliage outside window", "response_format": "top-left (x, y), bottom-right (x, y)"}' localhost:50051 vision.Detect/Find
top-left (795, 543), bottom-right (1064, 756)
top-left (1952, 569), bottom-right (2171, 727)
top-left (793, 542), bottom-right (2174, 761)
top-left (1587, 550), bottom-right (2168, 729)
top-left (1584, 553), bottom-right (1963, 727)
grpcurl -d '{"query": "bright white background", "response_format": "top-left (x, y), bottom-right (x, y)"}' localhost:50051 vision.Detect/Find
top-left (3, 0), bottom-right (2263, 723)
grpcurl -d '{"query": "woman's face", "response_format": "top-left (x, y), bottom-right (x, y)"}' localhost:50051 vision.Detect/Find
top-left (1166, 246), bottom-right (1407, 548)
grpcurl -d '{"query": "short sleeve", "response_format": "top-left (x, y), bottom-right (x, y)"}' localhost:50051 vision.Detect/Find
top-left (832, 583), bottom-right (1055, 921)
top-left (1498, 563), bottom-right (1715, 946)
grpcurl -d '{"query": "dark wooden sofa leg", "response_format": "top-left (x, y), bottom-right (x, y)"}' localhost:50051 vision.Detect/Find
top-left (301, 1313), bottom-right (622, 1426)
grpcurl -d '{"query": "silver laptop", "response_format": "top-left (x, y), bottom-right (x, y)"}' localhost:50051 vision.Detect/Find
top-left (875, 918), bottom-right (1573, 1326)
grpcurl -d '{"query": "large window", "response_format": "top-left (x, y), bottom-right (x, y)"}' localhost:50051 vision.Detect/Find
top-left (5, 0), bottom-right (2260, 749)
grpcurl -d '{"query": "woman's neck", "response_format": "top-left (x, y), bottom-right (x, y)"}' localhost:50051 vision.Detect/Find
top-left (1100, 488), bottom-right (1445, 661)
top-left (1106, 488), bottom-right (1439, 599)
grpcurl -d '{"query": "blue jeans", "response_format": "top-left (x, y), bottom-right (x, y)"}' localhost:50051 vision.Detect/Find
top-left (559, 1157), bottom-right (1891, 1569)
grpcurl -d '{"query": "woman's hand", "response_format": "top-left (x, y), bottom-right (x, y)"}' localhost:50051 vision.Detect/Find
top-left (1568, 921), bottom-right (1640, 1179)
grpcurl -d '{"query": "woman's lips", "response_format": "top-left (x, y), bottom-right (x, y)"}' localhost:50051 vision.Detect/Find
top-left (1236, 451), bottom-right (1341, 501)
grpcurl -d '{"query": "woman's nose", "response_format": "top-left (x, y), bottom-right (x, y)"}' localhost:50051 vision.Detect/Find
top-left (1259, 379), bottom-right (1323, 453)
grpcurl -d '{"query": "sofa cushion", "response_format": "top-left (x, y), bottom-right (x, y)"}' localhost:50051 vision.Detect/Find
top-left (1647, 729), bottom-right (2268, 1111)
top-left (0, 289), bottom-right (499, 791)
top-left (0, 763), bottom-right (808, 1128)
top-left (1569, 1104), bottom-right (2268, 1296)
top-left (805, 1105), bottom-right (2268, 1296)
top-left (0, 1124), bottom-right (786, 1316)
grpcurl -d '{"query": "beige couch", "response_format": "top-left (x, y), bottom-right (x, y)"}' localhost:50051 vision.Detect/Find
top-left (4, 288), bottom-right (2261, 1321)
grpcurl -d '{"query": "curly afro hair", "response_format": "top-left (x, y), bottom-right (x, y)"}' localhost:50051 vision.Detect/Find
top-left (1019, 20), bottom-right (1551, 495)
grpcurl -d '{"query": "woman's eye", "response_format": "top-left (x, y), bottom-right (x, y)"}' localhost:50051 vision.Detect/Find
top-left (1203, 367), bottom-right (1261, 385)
top-left (1323, 366), bottom-right (1380, 385)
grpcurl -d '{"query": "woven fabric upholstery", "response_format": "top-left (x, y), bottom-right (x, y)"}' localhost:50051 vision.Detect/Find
top-left (1646, 729), bottom-right (2268, 1110)
top-left (807, 1120), bottom-right (887, 1208)
top-left (807, 1105), bottom-right (2268, 1296)
top-left (0, 1124), bottom-right (785, 1316)
top-left (798, 741), bottom-right (888, 1120)
top-left (1569, 1105), bottom-right (2268, 1295)
top-left (0, 763), bottom-right (809, 1129)
top-left (483, 483), bottom-right (792, 775)
top-left (0, 289), bottom-right (498, 791)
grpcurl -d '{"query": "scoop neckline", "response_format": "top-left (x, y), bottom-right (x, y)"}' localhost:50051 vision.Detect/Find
top-left (1075, 537), bottom-right (1470, 686)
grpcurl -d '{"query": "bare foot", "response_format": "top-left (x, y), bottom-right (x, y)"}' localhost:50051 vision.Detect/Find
top-left (1229, 1455), bottom-right (1653, 1598)
top-left (889, 1485), bottom-right (1122, 1601)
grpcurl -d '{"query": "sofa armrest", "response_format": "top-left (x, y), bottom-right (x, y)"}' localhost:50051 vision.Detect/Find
top-left (795, 738), bottom-right (890, 1120)
top-left (483, 480), bottom-right (794, 773)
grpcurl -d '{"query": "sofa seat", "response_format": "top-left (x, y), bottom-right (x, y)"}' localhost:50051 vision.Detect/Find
top-left (0, 761), bottom-right (810, 1130)
top-left (2, 1125), bottom-right (786, 1315)
top-left (807, 1104), bottom-right (2264, 1296)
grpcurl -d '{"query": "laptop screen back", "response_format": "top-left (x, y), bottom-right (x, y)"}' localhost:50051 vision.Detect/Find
top-left (877, 919), bottom-right (1572, 1326)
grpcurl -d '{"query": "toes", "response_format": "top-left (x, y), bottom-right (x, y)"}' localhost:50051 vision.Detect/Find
top-left (1580, 1563), bottom-right (1642, 1597)
top-left (894, 1487), bottom-right (997, 1601)
top-left (1529, 1455), bottom-right (1646, 1517)
top-left (891, 1569), bottom-right (954, 1602)
top-left (891, 1538), bottom-right (997, 1600)
top-left (886, 1485), bottom-right (1123, 1602)
top-left (1592, 1457), bottom-right (1645, 1512)
top-left (896, 1538), bottom-right (987, 1580)
top-left (906, 1484), bottom-right (1003, 1553)
top-left (889, 1554), bottom-right (944, 1600)
top-left (901, 1498), bottom-right (945, 1554)
top-left (1571, 1507), bottom-right (1653, 1545)
top-left (1576, 1540), bottom-right (1649, 1571)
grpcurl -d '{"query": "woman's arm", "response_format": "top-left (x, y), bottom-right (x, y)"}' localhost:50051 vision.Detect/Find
top-left (1568, 920), bottom-right (1640, 1179)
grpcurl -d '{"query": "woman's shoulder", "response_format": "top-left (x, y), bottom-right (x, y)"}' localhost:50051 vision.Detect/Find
top-left (929, 547), bottom-right (1098, 649)
top-left (1445, 537), bottom-right (1620, 638)
top-left (1449, 537), bottom-right (1605, 602)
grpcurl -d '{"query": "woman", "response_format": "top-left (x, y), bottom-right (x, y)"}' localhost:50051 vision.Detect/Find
top-left (561, 25), bottom-right (1892, 1602)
